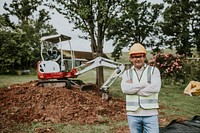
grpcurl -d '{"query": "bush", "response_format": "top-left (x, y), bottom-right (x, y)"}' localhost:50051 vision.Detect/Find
top-left (181, 61), bottom-right (200, 83)
top-left (149, 52), bottom-right (200, 84)
top-left (148, 53), bottom-right (186, 84)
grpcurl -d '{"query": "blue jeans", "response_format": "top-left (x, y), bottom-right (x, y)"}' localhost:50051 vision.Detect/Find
top-left (127, 115), bottom-right (159, 133)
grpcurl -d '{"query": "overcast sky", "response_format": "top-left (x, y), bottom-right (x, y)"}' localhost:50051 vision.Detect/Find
top-left (0, 0), bottom-right (163, 53)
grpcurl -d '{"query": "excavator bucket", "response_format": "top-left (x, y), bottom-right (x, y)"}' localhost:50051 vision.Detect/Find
top-left (101, 92), bottom-right (109, 100)
top-left (80, 83), bottom-right (96, 91)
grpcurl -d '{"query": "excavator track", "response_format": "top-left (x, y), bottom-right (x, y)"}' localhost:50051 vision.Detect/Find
top-left (36, 80), bottom-right (71, 88)
top-left (36, 79), bottom-right (96, 91)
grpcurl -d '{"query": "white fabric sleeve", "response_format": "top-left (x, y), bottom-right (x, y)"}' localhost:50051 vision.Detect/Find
top-left (137, 67), bottom-right (161, 96)
top-left (121, 70), bottom-right (143, 94)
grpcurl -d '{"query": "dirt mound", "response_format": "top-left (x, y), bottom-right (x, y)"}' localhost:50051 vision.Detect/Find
top-left (0, 80), bottom-right (126, 130)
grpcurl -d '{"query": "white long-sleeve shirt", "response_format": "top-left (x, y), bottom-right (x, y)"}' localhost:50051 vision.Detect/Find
top-left (121, 65), bottom-right (161, 116)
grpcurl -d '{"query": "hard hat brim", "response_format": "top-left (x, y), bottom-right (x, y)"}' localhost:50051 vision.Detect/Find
top-left (129, 52), bottom-right (147, 55)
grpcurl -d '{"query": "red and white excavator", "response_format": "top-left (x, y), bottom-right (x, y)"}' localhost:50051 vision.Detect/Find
top-left (36, 34), bottom-right (125, 99)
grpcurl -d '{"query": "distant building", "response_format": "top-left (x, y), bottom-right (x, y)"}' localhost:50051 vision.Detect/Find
top-left (63, 50), bottom-right (108, 61)
top-left (62, 50), bottom-right (109, 69)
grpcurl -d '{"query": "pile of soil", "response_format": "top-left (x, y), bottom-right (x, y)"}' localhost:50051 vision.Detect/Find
top-left (0, 80), bottom-right (127, 131)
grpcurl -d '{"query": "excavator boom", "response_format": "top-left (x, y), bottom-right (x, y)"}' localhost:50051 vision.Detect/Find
top-left (75, 57), bottom-right (125, 92)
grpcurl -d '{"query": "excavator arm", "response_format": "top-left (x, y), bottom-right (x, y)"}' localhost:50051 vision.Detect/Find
top-left (75, 57), bottom-right (125, 93)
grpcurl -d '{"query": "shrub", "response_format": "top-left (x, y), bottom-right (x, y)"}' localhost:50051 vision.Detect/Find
top-left (181, 61), bottom-right (200, 83)
top-left (148, 53), bottom-right (185, 84)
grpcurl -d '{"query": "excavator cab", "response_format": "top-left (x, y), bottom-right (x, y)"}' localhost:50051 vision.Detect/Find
top-left (40, 34), bottom-right (74, 71)
top-left (37, 34), bottom-right (78, 87)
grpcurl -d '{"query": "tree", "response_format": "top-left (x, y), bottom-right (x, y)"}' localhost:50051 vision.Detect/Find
top-left (0, 0), bottom-right (57, 72)
top-left (190, 1), bottom-right (200, 55)
top-left (161, 0), bottom-right (194, 56)
top-left (0, 15), bottom-right (23, 72)
top-left (106, 0), bottom-right (164, 60)
top-left (51, 0), bottom-right (122, 87)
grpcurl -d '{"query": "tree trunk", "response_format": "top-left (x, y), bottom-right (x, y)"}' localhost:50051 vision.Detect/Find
top-left (93, 52), bottom-right (104, 88)
top-left (96, 66), bottom-right (104, 88)
top-left (90, 25), bottom-right (104, 88)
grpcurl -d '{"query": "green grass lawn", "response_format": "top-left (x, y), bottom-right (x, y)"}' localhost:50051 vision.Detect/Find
top-left (0, 74), bottom-right (38, 88)
top-left (159, 83), bottom-right (200, 119)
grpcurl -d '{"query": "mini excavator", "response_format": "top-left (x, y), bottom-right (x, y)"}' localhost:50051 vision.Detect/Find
top-left (36, 34), bottom-right (125, 99)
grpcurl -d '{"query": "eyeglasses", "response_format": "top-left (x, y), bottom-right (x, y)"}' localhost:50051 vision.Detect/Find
top-left (130, 55), bottom-right (145, 59)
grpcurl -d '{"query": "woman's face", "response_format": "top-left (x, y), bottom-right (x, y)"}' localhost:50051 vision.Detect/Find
top-left (130, 53), bottom-right (146, 69)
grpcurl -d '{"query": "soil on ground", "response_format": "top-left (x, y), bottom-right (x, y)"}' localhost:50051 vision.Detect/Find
top-left (0, 80), bottom-right (184, 132)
